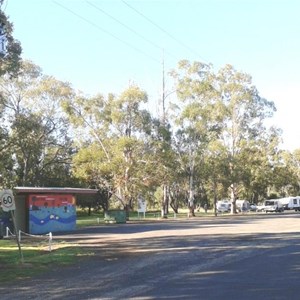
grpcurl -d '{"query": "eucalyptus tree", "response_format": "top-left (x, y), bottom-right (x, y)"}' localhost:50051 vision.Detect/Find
top-left (0, 1), bottom-right (21, 187)
top-left (64, 85), bottom-right (154, 215)
top-left (286, 149), bottom-right (300, 195)
top-left (170, 60), bottom-right (223, 216)
top-left (0, 0), bottom-right (22, 77)
top-left (202, 140), bottom-right (230, 216)
top-left (235, 126), bottom-right (282, 202)
top-left (147, 117), bottom-right (177, 216)
top-left (0, 60), bottom-right (74, 186)
top-left (270, 148), bottom-right (300, 197)
top-left (109, 86), bottom-right (153, 213)
top-left (216, 64), bottom-right (277, 213)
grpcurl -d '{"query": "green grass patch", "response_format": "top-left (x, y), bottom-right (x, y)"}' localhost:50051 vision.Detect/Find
top-left (76, 209), bottom-right (216, 226)
top-left (0, 238), bottom-right (93, 284)
top-left (76, 211), bottom-right (105, 227)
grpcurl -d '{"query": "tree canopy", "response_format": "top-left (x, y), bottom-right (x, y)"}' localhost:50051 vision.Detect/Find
top-left (0, 13), bottom-right (297, 216)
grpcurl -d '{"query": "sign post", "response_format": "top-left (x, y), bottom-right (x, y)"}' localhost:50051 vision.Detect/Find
top-left (0, 189), bottom-right (16, 212)
top-left (0, 189), bottom-right (23, 262)
top-left (137, 195), bottom-right (147, 218)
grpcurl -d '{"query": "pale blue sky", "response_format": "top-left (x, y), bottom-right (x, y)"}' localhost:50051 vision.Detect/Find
top-left (5, 0), bottom-right (300, 150)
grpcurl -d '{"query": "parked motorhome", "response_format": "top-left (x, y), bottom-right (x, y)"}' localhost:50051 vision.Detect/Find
top-left (264, 199), bottom-right (284, 213)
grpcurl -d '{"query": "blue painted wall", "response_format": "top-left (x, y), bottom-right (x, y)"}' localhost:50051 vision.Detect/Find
top-left (28, 194), bottom-right (76, 234)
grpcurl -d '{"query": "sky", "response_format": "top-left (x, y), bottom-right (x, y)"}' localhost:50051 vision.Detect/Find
top-left (4, 0), bottom-right (300, 150)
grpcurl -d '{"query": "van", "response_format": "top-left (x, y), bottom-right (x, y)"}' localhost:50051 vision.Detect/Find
top-left (264, 199), bottom-right (284, 213)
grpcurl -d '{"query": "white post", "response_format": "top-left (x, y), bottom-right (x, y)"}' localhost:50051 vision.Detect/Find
top-left (18, 230), bottom-right (21, 242)
top-left (5, 226), bottom-right (9, 237)
top-left (48, 232), bottom-right (52, 252)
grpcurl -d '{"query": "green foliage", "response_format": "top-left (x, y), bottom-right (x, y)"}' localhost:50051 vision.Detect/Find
top-left (0, 60), bottom-right (75, 187)
top-left (0, 45), bottom-right (296, 214)
top-left (0, 3), bottom-right (22, 77)
top-left (0, 0), bottom-right (294, 210)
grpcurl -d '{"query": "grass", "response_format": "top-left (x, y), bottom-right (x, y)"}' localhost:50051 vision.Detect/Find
top-left (76, 209), bottom-right (216, 227)
top-left (0, 238), bottom-right (94, 284)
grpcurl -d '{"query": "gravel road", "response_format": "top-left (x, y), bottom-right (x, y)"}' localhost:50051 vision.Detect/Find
top-left (1, 213), bottom-right (300, 300)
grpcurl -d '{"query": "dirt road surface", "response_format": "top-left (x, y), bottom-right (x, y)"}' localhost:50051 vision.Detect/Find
top-left (1, 212), bottom-right (300, 299)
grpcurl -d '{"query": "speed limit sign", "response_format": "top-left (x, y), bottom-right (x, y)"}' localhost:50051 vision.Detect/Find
top-left (0, 190), bottom-right (15, 212)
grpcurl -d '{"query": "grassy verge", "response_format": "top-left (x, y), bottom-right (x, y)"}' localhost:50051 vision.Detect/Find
top-left (0, 238), bottom-right (93, 284)
top-left (76, 209), bottom-right (216, 227)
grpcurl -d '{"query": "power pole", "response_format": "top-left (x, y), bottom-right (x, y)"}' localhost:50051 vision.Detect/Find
top-left (162, 54), bottom-right (166, 125)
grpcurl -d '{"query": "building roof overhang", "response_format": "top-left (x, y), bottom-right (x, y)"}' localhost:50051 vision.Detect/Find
top-left (14, 187), bottom-right (99, 195)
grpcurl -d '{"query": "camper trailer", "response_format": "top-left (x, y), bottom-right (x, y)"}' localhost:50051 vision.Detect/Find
top-left (279, 197), bottom-right (291, 210)
top-left (216, 200), bottom-right (231, 213)
top-left (286, 196), bottom-right (300, 211)
top-left (235, 200), bottom-right (250, 212)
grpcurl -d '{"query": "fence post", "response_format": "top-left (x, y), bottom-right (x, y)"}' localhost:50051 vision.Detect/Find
top-left (48, 232), bottom-right (52, 252)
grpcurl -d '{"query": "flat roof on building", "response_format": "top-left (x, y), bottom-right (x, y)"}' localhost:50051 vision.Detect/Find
top-left (14, 187), bottom-right (99, 195)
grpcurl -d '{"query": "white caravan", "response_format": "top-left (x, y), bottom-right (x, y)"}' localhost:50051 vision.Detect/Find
top-left (216, 200), bottom-right (231, 213)
top-left (286, 196), bottom-right (300, 211)
top-left (279, 197), bottom-right (291, 210)
top-left (235, 200), bottom-right (250, 212)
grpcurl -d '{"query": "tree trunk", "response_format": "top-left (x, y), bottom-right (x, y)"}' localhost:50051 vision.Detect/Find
top-left (161, 184), bottom-right (168, 218)
top-left (125, 204), bottom-right (130, 221)
top-left (213, 180), bottom-right (218, 217)
top-left (230, 183), bottom-right (238, 214)
top-left (188, 167), bottom-right (195, 217)
top-left (169, 188), bottom-right (179, 214)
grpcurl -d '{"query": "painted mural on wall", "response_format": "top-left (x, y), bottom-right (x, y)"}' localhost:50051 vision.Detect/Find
top-left (28, 194), bottom-right (76, 234)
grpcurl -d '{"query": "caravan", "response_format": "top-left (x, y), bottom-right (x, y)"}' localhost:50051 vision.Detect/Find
top-left (275, 197), bottom-right (300, 211)
top-left (235, 200), bottom-right (250, 212)
top-left (216, 200), bottom-right (231, 213)
top-left (216, 199), bottom-right (250, 213)
top-left (286, 196), bottom-right (300, 211)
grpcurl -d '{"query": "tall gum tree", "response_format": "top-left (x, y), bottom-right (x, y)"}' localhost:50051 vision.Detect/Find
top-left (65, 85), bottom-right (153, 217)
top-left (281, 149), bottom-right (300, 195)
top-left (203, 140), bottom-right (229, 216)
top-left (0, 60), bottom-right (74, 186)
top-left (171, 60), bottom-right (223, 216)
top-left (110, 85), bottom-right (151, 215)
top-left (216, 64), bottom-right (276, 213)
top-left (236, 127), bottom-right (282, 202)
top-left (149, 118), bottom-right (175, 217)
top-left (0, 1), bottom-right (21, 187)
top-left (0, 1), bottom-right (22, 77)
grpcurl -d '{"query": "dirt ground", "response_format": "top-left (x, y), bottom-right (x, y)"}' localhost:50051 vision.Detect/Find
top-left (1, 212), bottom-right (300, 299)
